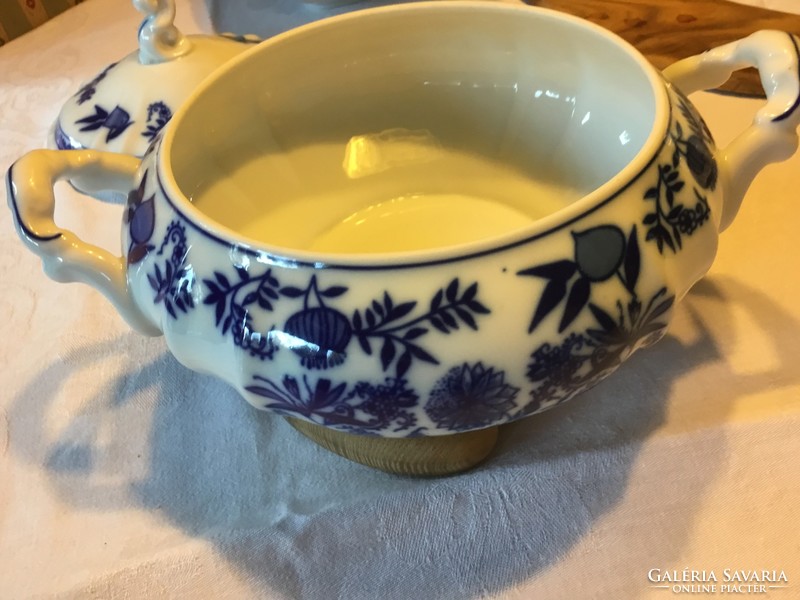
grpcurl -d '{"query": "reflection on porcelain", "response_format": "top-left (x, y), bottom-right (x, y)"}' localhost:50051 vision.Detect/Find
top-left (134, 0), bottom-right (191, 65)
top-left (51, 0), bottom-right (258, 159)
top-left (9, 3), bottom-right (800, 438)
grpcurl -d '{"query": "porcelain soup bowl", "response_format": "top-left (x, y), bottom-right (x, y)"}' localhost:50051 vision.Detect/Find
top-left (8, 2), bottom-right (800, 473)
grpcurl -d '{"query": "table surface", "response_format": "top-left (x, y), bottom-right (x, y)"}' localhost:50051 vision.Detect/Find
top-left (531, 0), bottom-right (800, 95)
top-left (1, 1), bottom-right (799, 598)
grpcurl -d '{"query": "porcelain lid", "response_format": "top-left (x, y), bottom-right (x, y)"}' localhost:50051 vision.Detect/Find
top-left (52, 33), bottom-right (256, 157)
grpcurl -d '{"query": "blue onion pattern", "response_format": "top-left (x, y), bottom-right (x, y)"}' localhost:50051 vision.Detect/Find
top-left (245, 374), bottom-right (420, 434)
top-left (519, 225), bottom-right (640, 334)
top-left (147, 221), bottom-right (195, 319)
top-left (281, 276), bottom-right (352, 369)
top-left (199, 263), bottom-right (490, 375)
top-left (518, 225), bottom-right (674, 416)
top-left (643, 91), bottom-right (714, 254)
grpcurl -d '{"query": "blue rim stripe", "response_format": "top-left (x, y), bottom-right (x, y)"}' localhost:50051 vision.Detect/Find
top-left (773, 33), bottom-right (800, 123)
top-left (156, 104), bottom-right (672, 271)
top-left (6, 165), bottom-right (62, 243)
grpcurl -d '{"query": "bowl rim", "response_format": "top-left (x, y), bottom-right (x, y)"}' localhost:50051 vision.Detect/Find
top-left (156, 0), bottom-right (671, 270)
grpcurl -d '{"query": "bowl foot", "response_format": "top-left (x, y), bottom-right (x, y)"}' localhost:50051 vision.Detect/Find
top-left (286, 418), bottom-right (499, 476)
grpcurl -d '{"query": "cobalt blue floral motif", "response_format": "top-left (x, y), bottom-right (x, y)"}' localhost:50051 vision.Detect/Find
top-left (142, 101), bottom-right (172, 141)
top-left (521, 287), bottom-right (673, 415)
top-left (74, 62), bottom-right (116, 105)
top-left (203, 268), bottom-right (490, 376)
top-left (147, 221), bottom-right (195, 319)
top-left (518, 224), bottom-right (640, 333)
top-left (349, 278), bottom-right (489, 377)
top-left (643, 92), bottom-right (714, 254)
top-left (281, 276), bottom-right (353, 368)
top-left (245, 374), bottom-right (420, 434)
top-left (424, 362), bottom-right (520, 432)
top-left (76, 104), bottom-right (133, 143)
top-left (125, 171), bottom-right (156, 265)
top-left (676, 92), bottom-right (718, 191)
top-left (202, 264), bottom-right (281, 360)
top-left (517, 225), bottom-right (674, 415)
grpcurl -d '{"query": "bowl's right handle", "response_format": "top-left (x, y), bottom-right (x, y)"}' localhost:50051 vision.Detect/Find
top-left (6, 149), bottom-right (160, 336)
top-left (663, 30), bottom-right (800, 232)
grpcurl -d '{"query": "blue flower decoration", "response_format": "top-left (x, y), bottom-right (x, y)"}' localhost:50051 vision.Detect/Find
top-left (425, 362), bottom-right (519, 431)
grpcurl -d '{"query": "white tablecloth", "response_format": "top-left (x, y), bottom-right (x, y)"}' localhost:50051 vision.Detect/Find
top-left (1, 1), bottom-right (799, 598)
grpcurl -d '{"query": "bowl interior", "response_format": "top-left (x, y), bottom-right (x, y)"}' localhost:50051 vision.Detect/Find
top-left (167, 3), bottom-right (660, 255)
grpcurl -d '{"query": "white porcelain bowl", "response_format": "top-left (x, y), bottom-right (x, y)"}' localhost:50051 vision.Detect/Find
top-left (8, 2), bottom-right (800, 438)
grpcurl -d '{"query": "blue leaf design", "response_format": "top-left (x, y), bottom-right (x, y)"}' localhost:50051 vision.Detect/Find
top-left (430, 316), bottom-right (447, 333)
top-left (445, 278), bottom-right (459, 302)
top-left (387, 301), bottom-right (416, 321)
top-left (380, 338), bottom-right (396, 371)
top-left (280, 286), bottom-right (304, 298)
top-left (558, 276), bottom-right (591, 333)
top-left (403, 327), bottom-right (427, 340)
top-left (455, 307), bottom-right (477, 330)
top-left (624, 226), bottom-right (641, 294)
top-left (396, 351), bottom-right (412, 378)
top-left (588, 303), bottom-right (617, 332)
top-left (467, 300), bottom-right (490, 314)
top-left (235, 265), bottom-right (249, 281)
top-left (430, 289), bottom-right (443, 312)
top-left (528, 277), bottom-right (568, 333)
top-left (321, 286), bottom-right (347, 298)
top-left (518, 260), bottom-right (577, 281)
top-left (215, 272), bottom-right (230, 289)
top-left (407, 344), bottom-right (437, 364)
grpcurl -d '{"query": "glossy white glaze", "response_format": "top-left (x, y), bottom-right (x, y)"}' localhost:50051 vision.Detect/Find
top-left (8, 2), bottom-right (800, 437)
top-left (51, 0), bottom-right (257, 159)
top-left (134, 0), bottom-right (191, 65)
top-left (664, 30), bottom-right (800, 231)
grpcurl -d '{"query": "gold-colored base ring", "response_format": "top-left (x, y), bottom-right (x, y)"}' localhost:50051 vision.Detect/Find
top-left (286, 418), bottom-right (499, 477)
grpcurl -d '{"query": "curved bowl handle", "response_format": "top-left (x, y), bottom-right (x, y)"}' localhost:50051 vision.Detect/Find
top-left (6, 149), bottom-right (161, 336)
top-left (663, 31), bottom-right (800, 232)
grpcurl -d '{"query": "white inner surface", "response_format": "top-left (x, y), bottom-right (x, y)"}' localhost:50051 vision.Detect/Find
top-left (3, 1), bottom-right (800, 599)
top-left (171, 4), bottom-right (657, 253)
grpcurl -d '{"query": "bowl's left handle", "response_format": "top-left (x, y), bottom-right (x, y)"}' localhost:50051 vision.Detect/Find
top-left (663, 30), bottom-right (800, 232)
top-left (7, 149), bottom-right (161, 336)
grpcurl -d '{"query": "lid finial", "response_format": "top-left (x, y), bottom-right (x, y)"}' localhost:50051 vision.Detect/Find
top-left (134, 0), bottom-right (191, 64)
